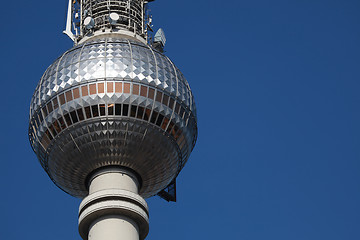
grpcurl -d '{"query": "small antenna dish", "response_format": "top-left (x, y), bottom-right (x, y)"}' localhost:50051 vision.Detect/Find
top-left (109, 13), bottom-right (120, 25)
top-left (84, 17), bottom-right (95, 30)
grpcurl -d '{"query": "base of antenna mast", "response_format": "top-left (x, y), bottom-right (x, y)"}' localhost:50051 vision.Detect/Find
top-left (78, 167), bottom-right (149, 240)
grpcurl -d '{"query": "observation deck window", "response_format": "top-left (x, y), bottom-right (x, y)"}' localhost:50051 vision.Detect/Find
top-left (59, 94), bottom-right (66, 105)
top-left (65, 90), bottom-right (73, 102)
top-left (58, 116), bottom-right (66, 130)
top-left (137, 106), bottom-right (144, 119)
top-left (77, 109), bottom-right (85, 121)
top-left (64, 113), bottom-right (72, 126)
top-left (148, 88), bottom-right (155, 100)
top-left (140, 86), bottom-right (147, 97)
top-left (98, 83), bottom-right (105, 94)
top-left (81, 86), bottom-right (89, 96)
top-left (132, 84), bottom-right (140, 95)
top-left (130, 105), bottom-right (137, 118)
top-left (156, 114), bottom-right (164, 127)
top-left (49, 125), bottom-right (57, 137)
top-left (115, 104), bottom-right (122, 115)
top-left (92, 105), bottom-right (99, 117)
top-left (108, 104), bottom-right (114, 115)
top-left (99, 104), bottom-right (106, 116)
top-left (73, 88), bottom-right (80, 99)
top-left (122, 104), bottom-right (129, 116)
top-left (115, 82), bottom-right (122, 93)
top-left (150, 111), bottom-right (158, 124)
top-left (85, 106), bottom-right (92, 119)
top-left (162, 94), bottom-right (169, 106)
top-left (144, 108), bottom-right (151, 121)
top-left (70, 111), bottom-right (79, 124)
top-left (161, 117), bottom-right (169, 131)
top-left (107, 82), bottom-right (114, 93)
top-left (53, 121), bottom-right (61, 133)
top-left (124, 83), bottom-right (130, 93)
top-left (156, 92), bottom-right (163, 103)
top-left (169, 98), bottom-right (175, 109)
top-left (89, 84), bottom-right (97, 95)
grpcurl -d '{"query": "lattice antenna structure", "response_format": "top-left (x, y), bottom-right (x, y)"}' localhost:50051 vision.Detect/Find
top-left (64, 0), bottom-right (156, 44)
top-left (29, 1), bottom-right (197, 240)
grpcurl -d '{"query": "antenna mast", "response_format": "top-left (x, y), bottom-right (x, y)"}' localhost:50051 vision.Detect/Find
top-left (64, 0), bottom-right (155, 44)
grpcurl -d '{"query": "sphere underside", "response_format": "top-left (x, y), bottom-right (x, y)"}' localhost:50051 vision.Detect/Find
top-left (29, 37), bottom-right (197, 198)
top-left (48, 118), bottom-right (180, 198)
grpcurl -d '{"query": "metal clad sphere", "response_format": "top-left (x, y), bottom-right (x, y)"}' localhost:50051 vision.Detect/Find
top-left (29, 38), bottom-right (197, 198)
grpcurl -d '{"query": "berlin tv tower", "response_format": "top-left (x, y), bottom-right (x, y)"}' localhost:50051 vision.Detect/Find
top-left (28, 0), bottom-right (197, 239)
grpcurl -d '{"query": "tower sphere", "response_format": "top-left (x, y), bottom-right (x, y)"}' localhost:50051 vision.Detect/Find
top-left (29, 36), bottom-right (197, 198)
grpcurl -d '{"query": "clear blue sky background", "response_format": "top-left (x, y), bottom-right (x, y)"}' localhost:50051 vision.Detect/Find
top-left (1, 0), bottom-right (359, 239)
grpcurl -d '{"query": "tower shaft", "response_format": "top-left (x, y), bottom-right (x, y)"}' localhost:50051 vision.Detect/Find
top-left (79, 168), bottom-right (149, 240)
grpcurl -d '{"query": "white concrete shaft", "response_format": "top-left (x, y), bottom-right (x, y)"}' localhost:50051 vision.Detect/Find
top-left (80, 167), bottom-right (148, 240)
top-left (89, 215), bottom-right (139, 240)
top-left (89, 168), bottom-right (139, 194)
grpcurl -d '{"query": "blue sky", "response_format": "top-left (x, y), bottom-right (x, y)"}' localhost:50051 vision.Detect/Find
top-left (1, 0), bottom-right (360, 239)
